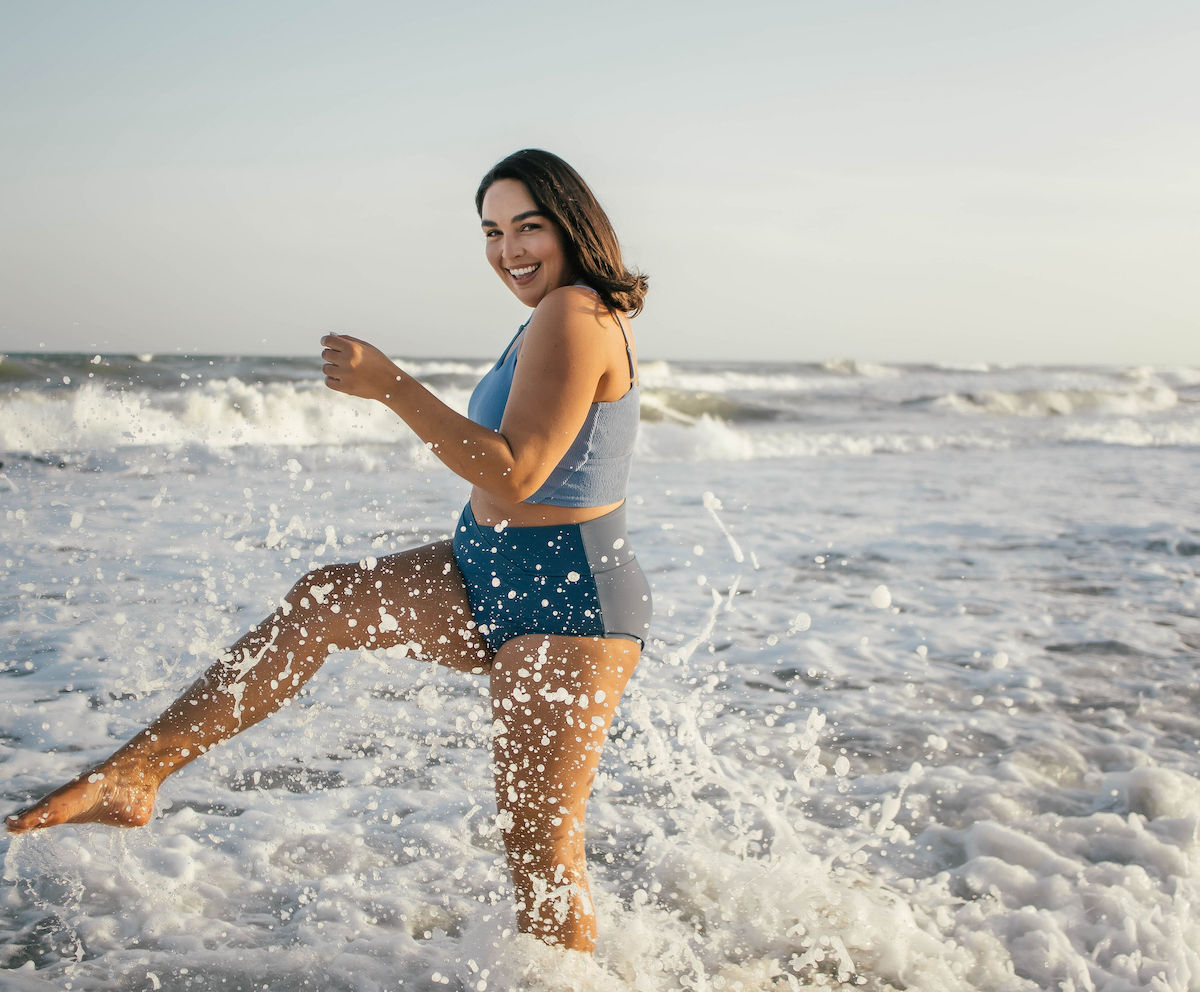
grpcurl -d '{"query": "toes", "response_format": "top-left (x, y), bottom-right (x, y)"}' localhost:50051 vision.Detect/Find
top-left (6, 807), bottom-right (50, 833)
top-left (6, 786), bottom-right (90, 833)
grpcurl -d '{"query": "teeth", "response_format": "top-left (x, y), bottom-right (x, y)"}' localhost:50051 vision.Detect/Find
top-left (508, 264), bottom-right (539, 277)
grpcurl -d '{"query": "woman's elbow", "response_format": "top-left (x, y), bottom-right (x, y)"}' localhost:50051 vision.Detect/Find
top-left (490, 463), bottom-right (550, 503)
top-left (475, 436), bottom-right (553, 501)
top-left (502, 475), bottom-right (544, 503)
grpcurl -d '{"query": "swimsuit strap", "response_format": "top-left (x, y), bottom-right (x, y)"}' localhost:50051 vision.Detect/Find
top-left (495, 320), bottom-right (529, 365)
top-left (575, 281), bottom-right (636, 387)
top-left (611, 311), bottom-right (636, 387)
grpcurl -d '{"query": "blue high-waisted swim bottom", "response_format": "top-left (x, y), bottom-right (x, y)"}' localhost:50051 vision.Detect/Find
top-left (452, 501), bottom-right (652, 654)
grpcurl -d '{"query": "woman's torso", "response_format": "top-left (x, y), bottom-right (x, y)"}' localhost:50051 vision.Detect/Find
top-left (468, 288), bottom-right (638, 528)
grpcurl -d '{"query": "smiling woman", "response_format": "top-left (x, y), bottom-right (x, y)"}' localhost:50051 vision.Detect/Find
top-left (7, 149), bottom-right (652, 955)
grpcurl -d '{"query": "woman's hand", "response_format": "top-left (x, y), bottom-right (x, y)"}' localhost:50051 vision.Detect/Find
top-left (320, 333), bottom-right (403, 403)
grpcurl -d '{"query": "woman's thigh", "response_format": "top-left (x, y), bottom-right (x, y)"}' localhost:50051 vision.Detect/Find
top-left (295, 539), bottom-right (493, 674)
top-left (488, 634), bottom-right (641, 830)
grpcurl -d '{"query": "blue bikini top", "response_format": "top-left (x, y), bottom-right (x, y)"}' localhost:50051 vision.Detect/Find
top-left (466, 291), bottom-right (639, 507)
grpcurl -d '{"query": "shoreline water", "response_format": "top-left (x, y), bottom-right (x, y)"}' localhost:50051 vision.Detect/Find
top-left (2, 355), bottom-right (1198, 990)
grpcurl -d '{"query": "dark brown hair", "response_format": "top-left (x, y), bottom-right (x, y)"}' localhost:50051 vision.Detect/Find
top-left (475, 149), bottom-right (649, 316)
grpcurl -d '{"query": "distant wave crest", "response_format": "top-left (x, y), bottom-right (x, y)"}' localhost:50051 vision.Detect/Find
top-left (936, 384), bottom-right (1178, 418)
top-left (2, 357), bottom-right (1197, 462)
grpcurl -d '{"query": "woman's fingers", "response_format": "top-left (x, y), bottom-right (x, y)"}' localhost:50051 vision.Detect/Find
top-left (321, 336), bottom-right (360, 363)
top-left (322, 339), bottom-right (344, 388)
top-left (319, 334), bottom-right (393, 399)
top-left (321, 335), bottom-right (351, 390)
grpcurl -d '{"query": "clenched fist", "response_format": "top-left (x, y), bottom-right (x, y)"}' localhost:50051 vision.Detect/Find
top-left (320, 334), bottom-right (404, 403)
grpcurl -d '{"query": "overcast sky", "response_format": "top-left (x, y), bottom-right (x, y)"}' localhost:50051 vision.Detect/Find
top-left (2, 0), bottom-right (1197, 365)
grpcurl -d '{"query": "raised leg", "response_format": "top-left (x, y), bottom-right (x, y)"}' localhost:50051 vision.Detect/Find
top-left (489, 633), bottom-right (641, 951)
top-left (7, 540), bottom-right (490, 833)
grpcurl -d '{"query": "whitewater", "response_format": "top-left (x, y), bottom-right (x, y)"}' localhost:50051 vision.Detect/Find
top-left (2, 353), bottom-right (1198, 991)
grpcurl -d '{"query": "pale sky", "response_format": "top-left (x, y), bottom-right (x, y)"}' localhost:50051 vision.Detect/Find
top-left (2, 0), bottom-right (1197, 365)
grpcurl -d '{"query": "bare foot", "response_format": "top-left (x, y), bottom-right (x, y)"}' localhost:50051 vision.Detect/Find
top-left (6, 762), bottom-right (159, 833)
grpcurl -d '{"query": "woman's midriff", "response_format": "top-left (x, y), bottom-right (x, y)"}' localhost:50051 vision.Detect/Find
top-left (469, 487), bottom-right (624, 529)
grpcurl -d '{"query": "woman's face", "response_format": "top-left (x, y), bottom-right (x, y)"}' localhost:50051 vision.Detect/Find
top-left (480, 179), bottom-right (576, 307)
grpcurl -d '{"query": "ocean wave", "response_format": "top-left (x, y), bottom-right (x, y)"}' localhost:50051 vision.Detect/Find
top-left (935, 384), bottom-right (1179, 418)
top-left (930, 361), bottom-right (995, 373)
top-left (4, 358), bottom-right (1197, 462)
top-left (0, 378), bottom-right (474, 453)
top-left (634, 416), bottom-right (1019, 461)
top-left (0, 352), bottom-right (491, 392)
top-left (1124, 365), bottom-right (1200, 388)
top-left (639, 390), bottom-right (778, 425)
top-left (638, 361), bottom-right (830, 396)
top-left (1060, 418), bottom-right (1200, 448)
top-left (820, 358), bottom-right (903, 379)
top-left (4, 387), bottom-right (1195, 466)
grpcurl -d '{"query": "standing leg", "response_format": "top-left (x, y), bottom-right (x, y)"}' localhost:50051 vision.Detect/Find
top-left (489, 633), bottom-right (641, 951)
top-left (7, 540), bottom-right (490, 833)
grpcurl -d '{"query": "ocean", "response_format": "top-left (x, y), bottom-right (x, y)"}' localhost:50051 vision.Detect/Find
top-left (1, 352), bottom-right (1198, 991)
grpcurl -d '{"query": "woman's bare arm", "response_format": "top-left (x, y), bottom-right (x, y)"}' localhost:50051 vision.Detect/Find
top-left (321, 287), bottom-right (615, 502)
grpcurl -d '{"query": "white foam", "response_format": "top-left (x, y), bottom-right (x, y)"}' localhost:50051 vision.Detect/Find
top-left (2, 362), bottom-right (1198, 990)
top-left (4, 361), bottom-right (1196, 463)
top-left (0, 378), bottom-right (472, 454)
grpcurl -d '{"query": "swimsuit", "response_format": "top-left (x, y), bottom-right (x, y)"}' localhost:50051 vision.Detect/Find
top-left (466, 312), bottom-right (639, 507)
top-left (452, 501), bottom-right (652, 652)
top-left (454, 291), bottom-right (652, 652)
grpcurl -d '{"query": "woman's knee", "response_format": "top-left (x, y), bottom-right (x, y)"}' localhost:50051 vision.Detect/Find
top-left (499, 796), bottom-right (585, 866)
top-left (274, 563), bottom-right (378, 653)
top-left (284, 562), bottom-right (365, 614)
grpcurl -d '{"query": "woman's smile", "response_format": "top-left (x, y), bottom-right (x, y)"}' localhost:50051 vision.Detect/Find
top-left (506, 262), bottom-right (541, 284)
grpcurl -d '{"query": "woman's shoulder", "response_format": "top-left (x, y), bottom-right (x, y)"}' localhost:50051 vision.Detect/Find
top-left (519, 287), bottom-right (634, 396)
top-left (532, 284), bottom-right (624, 334)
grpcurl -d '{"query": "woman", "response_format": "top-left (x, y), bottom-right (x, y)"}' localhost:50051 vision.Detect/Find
top-left (6, 149), bottom-right (652, 953)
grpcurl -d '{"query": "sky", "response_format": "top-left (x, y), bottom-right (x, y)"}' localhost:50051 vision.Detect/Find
top-left (1, 0), bottom-right (1197, 365)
